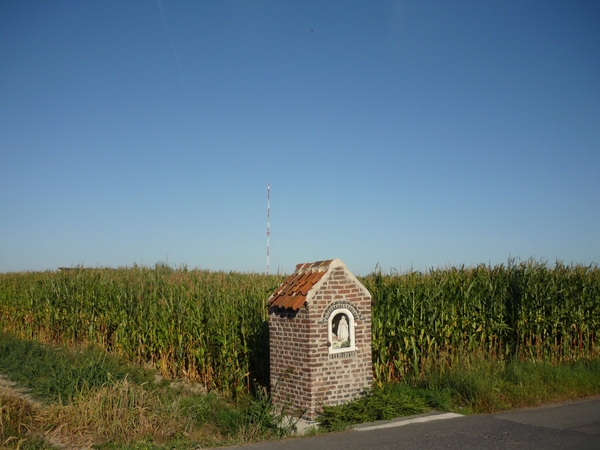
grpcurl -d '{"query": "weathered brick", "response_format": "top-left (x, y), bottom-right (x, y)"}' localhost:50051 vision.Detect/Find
top-left (268, 259), bottom-right (372, 420)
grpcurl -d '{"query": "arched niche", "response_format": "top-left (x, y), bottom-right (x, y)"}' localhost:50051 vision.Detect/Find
top-left (328, 308), bottom-right (356, 354)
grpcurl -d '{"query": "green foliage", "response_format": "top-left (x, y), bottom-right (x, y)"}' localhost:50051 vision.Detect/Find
top-left (414, 356), bottom-right (600, 413)
top-left (0, 333), bottom-right (154, 404)
top-left (0, 266), bottom-right (283, 394)
top-left (1, 329), bottom-right (600, 447)
top-left (180, 387), bottom-right (296, 439)
top-left (317, 357), bottom-right (600, 430)
top-left (0, 259), bottom-right (599, 395)
top-left (365, 259), bottom-right (600, 382)
top-left (316, 384), bottom-right (433, 431)
top-left (0, 335), bottom-right (295, 449)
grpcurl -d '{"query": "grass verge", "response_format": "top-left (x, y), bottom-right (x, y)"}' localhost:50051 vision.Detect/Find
top-left (2, 332), bottom-right (600, 445)
top-left (425, 356), bottom-right (600, 413)
top-left (316, 356), bottom-right (600, 431)
top-left (0, 332), bottom-right (295, 449)
top-left (0, 332), bottom-right (155, 405)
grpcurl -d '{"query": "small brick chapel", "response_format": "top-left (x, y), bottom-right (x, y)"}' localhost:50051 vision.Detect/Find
top-left (267, 259), bottom-right (372, 420)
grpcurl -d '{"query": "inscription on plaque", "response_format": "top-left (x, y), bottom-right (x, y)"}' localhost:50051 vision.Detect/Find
top-left (329, 351), bottom-right (356, 359)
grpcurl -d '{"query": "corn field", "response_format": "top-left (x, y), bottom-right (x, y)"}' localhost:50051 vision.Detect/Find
top-left (364, 260), bottom-right (600, 383)
top-left (0, 263), bottom-right (283, 395)
top-left (1, 260), bottom-right (599, 393)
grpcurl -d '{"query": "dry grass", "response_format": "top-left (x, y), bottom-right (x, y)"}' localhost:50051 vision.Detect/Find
top-left (0, 376), bottom-right (245, 449)
top-left (1, 394), bottom-right (38, 446)
top-left (42, 378), bottom-right (180, 448)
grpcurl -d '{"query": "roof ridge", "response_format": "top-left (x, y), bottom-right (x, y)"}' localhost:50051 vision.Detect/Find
top-left (268, 259), bottom-right (341, 311)
top-left (296, 259), bottom-right (335, 274)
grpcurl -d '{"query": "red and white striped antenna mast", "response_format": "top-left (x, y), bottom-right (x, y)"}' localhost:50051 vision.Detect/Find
top-left (266, 183), bottom-right (271, 275)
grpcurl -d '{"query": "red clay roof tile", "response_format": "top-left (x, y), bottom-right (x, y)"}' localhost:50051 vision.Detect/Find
top-left (291, 295), bottom-right (308, 311)
top-left (268, 260), bottom-right (333, 310)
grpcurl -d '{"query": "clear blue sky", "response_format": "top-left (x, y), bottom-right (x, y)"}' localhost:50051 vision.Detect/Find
top-left (1, 1), bottom-right (599, 275)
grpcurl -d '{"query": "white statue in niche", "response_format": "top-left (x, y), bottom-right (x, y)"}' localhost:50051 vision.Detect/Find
top-left (338, 316), bottom-right (349, 341)
top-left (332, 313), bottom-right (351, 349)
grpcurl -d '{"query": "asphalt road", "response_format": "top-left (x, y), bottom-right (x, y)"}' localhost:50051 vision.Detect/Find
top-left (214, 396), bottom-right (600, 450)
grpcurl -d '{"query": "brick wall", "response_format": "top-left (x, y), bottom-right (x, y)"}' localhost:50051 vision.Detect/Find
top-left (269, 266), bottom-right (372, 420)
top-left (269, 306), bottom-right (313, 412)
